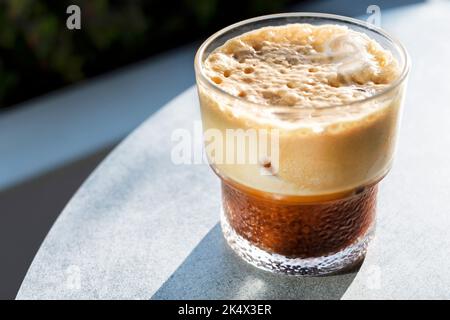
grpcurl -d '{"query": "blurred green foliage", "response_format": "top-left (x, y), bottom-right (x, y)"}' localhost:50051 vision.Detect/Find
top-left (0, 0), bottom-right (293, 108)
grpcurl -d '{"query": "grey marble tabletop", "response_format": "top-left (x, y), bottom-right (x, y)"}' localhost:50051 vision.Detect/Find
top-left (17, 1), bottom-right (450, 299)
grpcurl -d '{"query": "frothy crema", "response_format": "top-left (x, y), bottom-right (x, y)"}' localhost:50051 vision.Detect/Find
top-left (204, 24), bottom-right (399, 108)
top-left (197, 23), bottom-right (404, 196)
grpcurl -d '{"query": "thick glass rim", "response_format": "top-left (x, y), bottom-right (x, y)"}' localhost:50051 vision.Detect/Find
top-left (194, 12), bottom-right (410, 111)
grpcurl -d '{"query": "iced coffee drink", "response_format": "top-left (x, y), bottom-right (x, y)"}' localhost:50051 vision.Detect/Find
top-left (194, 13), bottom-right (409, 275)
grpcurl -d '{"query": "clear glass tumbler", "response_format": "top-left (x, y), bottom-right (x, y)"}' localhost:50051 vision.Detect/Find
top-left (194, 13), bottom-right (409, 275)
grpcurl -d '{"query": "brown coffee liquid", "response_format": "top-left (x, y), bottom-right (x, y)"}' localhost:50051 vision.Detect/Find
top-left (222, 180), bottom-right (377, 258)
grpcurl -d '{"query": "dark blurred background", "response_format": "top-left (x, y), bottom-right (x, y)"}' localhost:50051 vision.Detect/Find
top-left (0, 0), bottom-right (297, 109)
top-left (0, 0), bottom-right (423, 300)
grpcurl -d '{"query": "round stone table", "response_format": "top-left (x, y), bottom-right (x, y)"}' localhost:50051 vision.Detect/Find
top-left (17, 2), bottom-right (450, 299)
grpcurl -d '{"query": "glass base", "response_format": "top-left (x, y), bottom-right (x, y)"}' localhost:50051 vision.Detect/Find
top-left (221, 209), bottom-right (374, 276)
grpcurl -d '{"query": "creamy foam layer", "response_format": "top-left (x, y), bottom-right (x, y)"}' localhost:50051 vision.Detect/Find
top-left (197, 23), bottom-right (405, 196)
top-left (204, 24), bottom-right (399, 108)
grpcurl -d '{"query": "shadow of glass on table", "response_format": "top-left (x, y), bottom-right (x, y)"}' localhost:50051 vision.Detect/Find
top-left (152, 224), bottom-right (360, 300)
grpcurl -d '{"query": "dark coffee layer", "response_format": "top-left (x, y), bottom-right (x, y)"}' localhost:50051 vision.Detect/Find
top-left (222, 181), bottom-right (377, 258)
